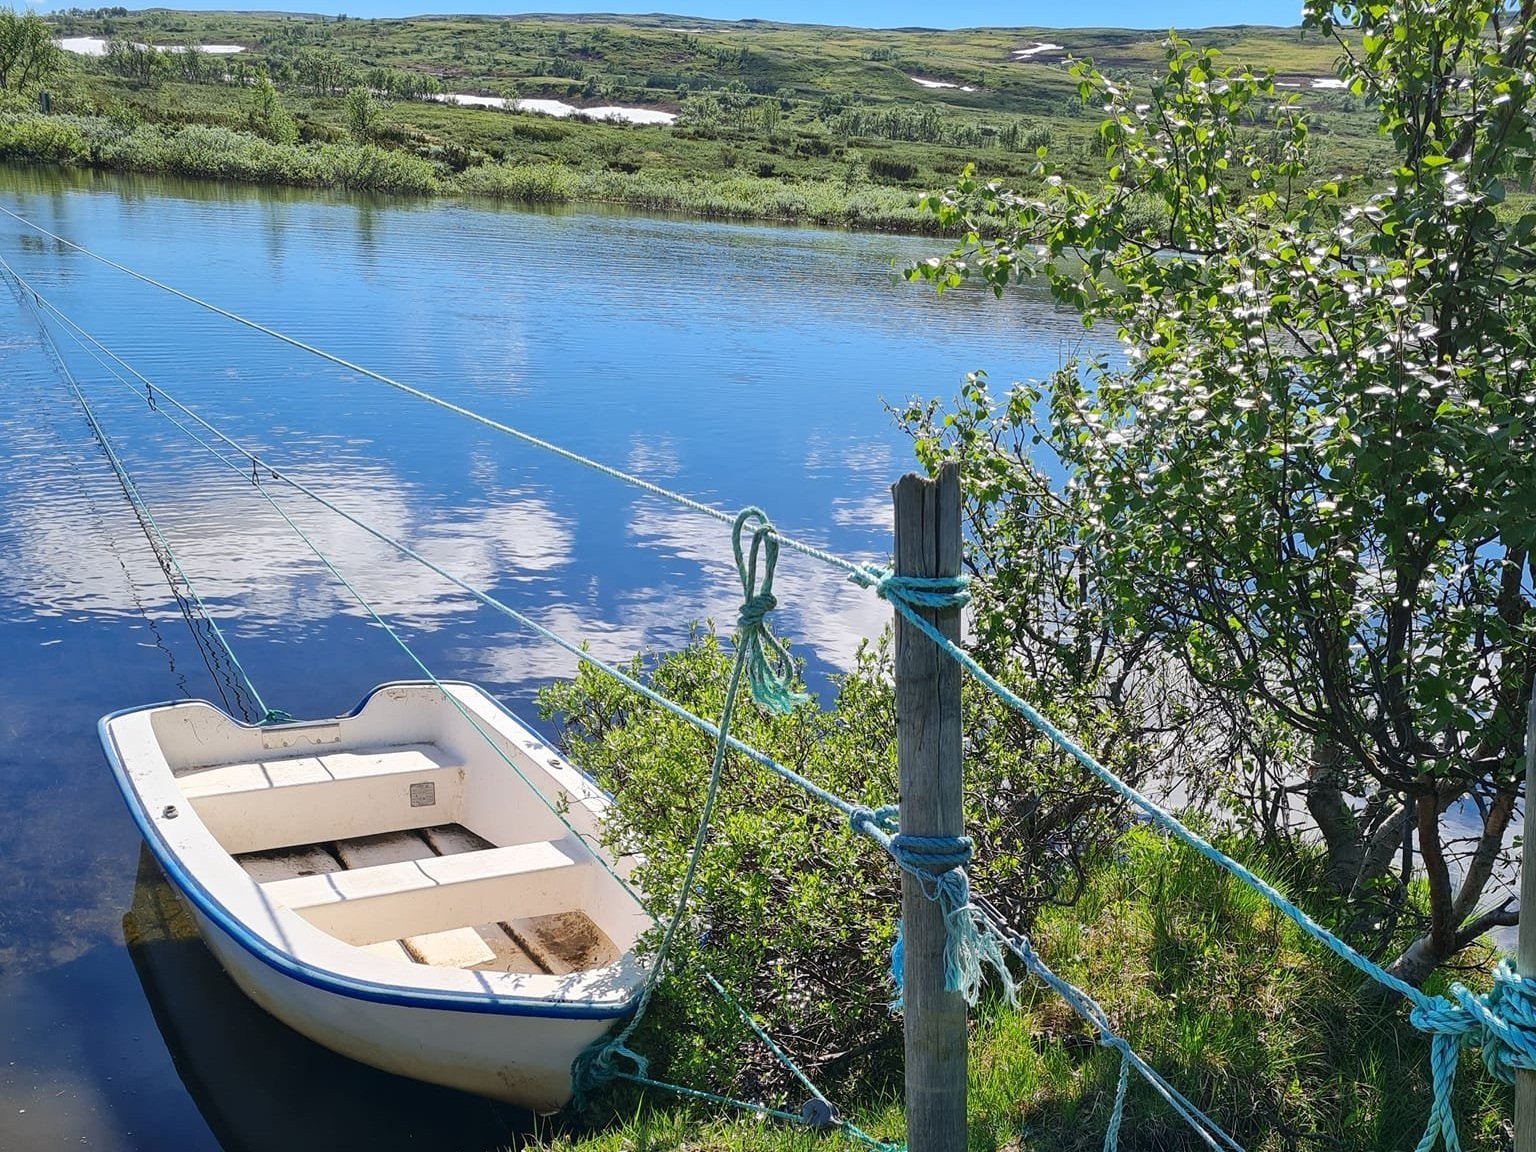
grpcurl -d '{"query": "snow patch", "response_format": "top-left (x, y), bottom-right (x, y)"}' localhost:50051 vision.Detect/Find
top-left (1011, 42), bottom-right (1064, 59)
top-left (56, 36), bottom-right (246, 56)
top-left (433, 93), bottom-right (676, 125)
top-left (909, 76), bottom-right (976, 92)
top-left (56, 36), bottom-right (109, 56)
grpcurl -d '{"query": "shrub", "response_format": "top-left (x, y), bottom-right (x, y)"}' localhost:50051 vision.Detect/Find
top-left (867, 154), bottom-right (918, 182)
top-left (0, 113), bottom-right (87, 163)
top-left (538, 630), bottom-right (1133, 1104)
top-left (451, 160), bottom-right (574, 202)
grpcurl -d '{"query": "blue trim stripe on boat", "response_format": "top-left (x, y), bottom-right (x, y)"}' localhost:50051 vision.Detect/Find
top-left (99, 682), bottom-right (642, 1022)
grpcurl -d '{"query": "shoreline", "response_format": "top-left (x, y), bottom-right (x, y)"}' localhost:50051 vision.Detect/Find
top-left (0, 114), bottom-right (959, 236)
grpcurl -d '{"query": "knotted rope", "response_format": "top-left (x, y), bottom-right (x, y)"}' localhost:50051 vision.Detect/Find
top-left (1402, 960), bottom-right (1536, 1152)
top-left (733, 507), bottom-right (809, 715)
top-left (844, 571), bottom-right (1011, 1009)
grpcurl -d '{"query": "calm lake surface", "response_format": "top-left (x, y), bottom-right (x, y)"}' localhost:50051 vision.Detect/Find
top-left (0, 165), bottom-right (1101, 1151)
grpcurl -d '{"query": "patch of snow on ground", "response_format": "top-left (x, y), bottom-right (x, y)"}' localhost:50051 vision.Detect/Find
top-left (1011, 42), bottom-right (1064, 59)
top-left (56, 37), bottom-right (109, 56)
top-left (582, 105), bottom-right (676, 125)
top-left (909, 76), bottom-right (976, 92)
top-left (56, 36), bottom-right (246, 56)
top-left (434, 93), bottom-right (675, 125)
top-left (1311, 77), bottom-right (1348, 89)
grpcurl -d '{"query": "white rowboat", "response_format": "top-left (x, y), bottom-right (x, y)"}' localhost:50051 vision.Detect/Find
top-left (100, 681), bottom-right (649, 1112)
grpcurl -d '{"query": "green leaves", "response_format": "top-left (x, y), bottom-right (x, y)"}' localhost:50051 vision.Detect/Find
top-left (911, 0), bottom-right (1536, 979)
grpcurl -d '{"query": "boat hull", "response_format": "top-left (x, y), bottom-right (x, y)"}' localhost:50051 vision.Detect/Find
top-left (191, 905), bottom-right (607, 1110)
top-left (101, 682), bottom-right (649, 1113)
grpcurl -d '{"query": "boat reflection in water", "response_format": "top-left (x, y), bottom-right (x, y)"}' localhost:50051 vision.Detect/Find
top-left (123, 846), bottom-right (537, 1152)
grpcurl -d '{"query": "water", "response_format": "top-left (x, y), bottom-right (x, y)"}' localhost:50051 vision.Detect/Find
top-left (0, 166), bottom-right (1098, 1151)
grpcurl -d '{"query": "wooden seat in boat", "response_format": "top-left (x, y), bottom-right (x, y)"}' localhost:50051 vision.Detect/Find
top-left (259, 839), bottom-right (588, 944)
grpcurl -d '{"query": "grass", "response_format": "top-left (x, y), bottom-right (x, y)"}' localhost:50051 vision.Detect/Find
top-left (0, 10), bottom-right (1396, 228)
top-left (533, 827), bottom-right (1511, 1152)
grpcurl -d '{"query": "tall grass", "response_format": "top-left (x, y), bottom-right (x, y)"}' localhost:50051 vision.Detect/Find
top-left (0, 112), bottom-right (438, 193)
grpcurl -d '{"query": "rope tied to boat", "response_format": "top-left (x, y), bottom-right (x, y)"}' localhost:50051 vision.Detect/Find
top-left (574, 508), bottom-right (813, 1105)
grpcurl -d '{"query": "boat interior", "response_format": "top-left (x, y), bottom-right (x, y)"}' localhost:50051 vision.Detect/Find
top-left (143, 687), bottom-right (646, 980)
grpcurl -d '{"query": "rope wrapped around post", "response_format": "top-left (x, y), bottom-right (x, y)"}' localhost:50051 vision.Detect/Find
top-left (844, 565), bottom-right (1014, 1009)
top-left (1405, 961), bottom-right (1536, 1152)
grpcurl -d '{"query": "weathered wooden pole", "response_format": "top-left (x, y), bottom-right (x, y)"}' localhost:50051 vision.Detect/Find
top-left (1516, 682), bottom-right (1536, 1152)
top-left (892, 462), bottom-right (966, 1152)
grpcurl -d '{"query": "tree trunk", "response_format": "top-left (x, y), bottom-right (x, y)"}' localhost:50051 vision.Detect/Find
top-left (1384, 933), bottom-right (1447, 989)
top-left (1306, 739), bottom-right (1363, 893)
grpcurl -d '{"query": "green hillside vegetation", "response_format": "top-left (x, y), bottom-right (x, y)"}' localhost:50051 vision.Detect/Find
top-left (0, 8), bottom-right (1392, 226)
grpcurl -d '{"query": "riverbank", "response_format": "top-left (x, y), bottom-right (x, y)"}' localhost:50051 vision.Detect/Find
top-left (0, 111), bottom-right (943, 232)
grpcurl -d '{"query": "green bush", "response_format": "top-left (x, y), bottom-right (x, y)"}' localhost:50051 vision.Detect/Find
top-left (538, 629), bottom-right (1129, 1107)
top-left (451, 159), bottom-right (574, 202)
top-left (867, 154), bottom-right (918, 182)
top-left (0, 113), bottom-right (87, 163)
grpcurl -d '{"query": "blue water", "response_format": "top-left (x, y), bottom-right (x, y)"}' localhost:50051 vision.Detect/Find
top-left (0, 166), bottom-right (1101, 1151)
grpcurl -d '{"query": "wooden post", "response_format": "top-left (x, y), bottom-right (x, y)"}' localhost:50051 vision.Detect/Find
top-left (1516, 682), bottom-right (1536, 1152)
top-left (893, 462), bottom-right (966, 1152)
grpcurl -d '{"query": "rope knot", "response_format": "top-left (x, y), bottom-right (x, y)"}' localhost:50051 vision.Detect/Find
top-left (883, 832), bottom-right (1014, 1009)
top-left (849, 565), bottom-right (972, 612)
top-left (849, 804), bottom-right (900, 839)
top-left (737, 590), bottom-right (779, 632)
top-left (1400, 960), bottom-right (1536, 1152)
top-left (731, 508), bottom-right (808, 715)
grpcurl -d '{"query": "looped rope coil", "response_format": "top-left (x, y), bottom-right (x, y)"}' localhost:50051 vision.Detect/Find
top-left (733, 508), bottom-right (809, 715)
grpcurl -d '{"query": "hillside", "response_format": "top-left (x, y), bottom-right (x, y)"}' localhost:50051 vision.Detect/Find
top-left (2, 9), bottom-right (1384, 226)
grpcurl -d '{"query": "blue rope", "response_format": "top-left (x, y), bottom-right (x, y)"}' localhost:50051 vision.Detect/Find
top-left (571, 510), bottom-right (900, 1151)
top-left (885, 832), bottom-right (1015, 1008)
top-left (36, 296), bottom-right (884, 1150)
top-left (732, 508), bottom-right (810, 715)
top-left (977, 904), bottom-right (1245, 1152)
top-left (573, 543), bottom-right (758, 1095)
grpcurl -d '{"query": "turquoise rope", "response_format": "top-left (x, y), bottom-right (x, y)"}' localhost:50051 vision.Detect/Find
top-left (4, 266), bottom-right (277, 723)
top-left (0, 202), bottom-right (869, 583)
top-left (977, 903), bottom-right (1245, 1152)
top-left (860, 566), bottom-right (1536, 1152)
top-left (732, 508), bottom-right (810, 715)
top-left (575, 509), bottom-right (804, 1088)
